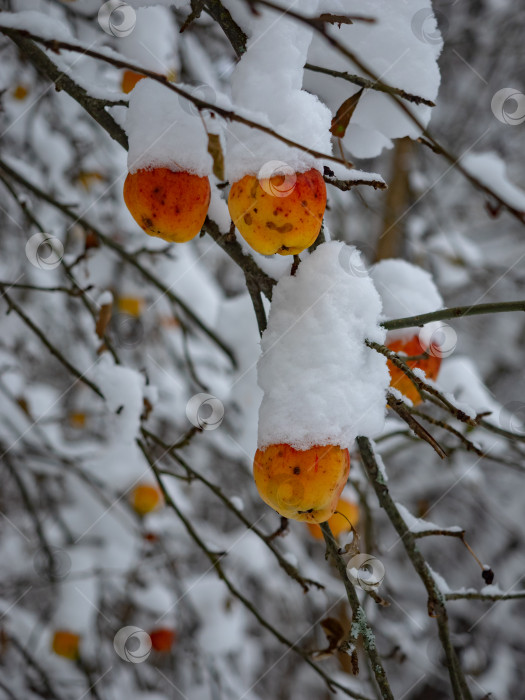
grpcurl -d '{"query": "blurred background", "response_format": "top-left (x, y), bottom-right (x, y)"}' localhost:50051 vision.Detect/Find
top-left (0, 0), bottom-right (524, 698)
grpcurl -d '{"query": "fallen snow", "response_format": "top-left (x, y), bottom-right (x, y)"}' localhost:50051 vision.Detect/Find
top-left (305, 0), bottom-right (442, 158)
top-left (427, 564), bottom-right (452, 594)
top-left (117, 6), bottom-right (179, 75)
top-left (370, 258), bottom-right (443, 342)
top-left (396, 502), bottom-right (463, 534)
top-left (461, 151), bottom-right (525, 214)
top-left (125, 79), bottom-right (212, 175)
top-left (374, 447), bottom-right (389, 483)
top-left (97, 290), bottom-right (113, 307)
top-left (92, 355), bottom-right (145, 444)
top-left (257, 242), bottom-right (389, 450)
top-left (226, 0), bottom-right (333, 182)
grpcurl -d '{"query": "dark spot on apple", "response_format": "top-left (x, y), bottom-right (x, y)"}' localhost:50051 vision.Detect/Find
top-left (244, 213), bottom-right (252, 225)
top-left (293, 466), bottom-right (301, 474)
top-left (266, 221), bottom-right (293, 233)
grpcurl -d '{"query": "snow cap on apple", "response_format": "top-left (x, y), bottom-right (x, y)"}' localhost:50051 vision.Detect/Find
top-left (257, 242), bottom-right (390, 450)
top-left (226, 0), bottom-right (332, 181)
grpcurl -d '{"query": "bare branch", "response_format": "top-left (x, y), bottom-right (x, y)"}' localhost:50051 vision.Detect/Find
top-left (357, 437), bottom-right (473, 700)
top-left (383, 300), bottom-right (525, 331)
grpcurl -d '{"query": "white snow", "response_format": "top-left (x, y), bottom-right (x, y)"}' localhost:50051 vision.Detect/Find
top-left (92, 355), bottom-right (145, 444)
top-left (54, 547), bottom-right (98, 632)
top-left (117, 6), bottom-right (179, 75)
top-left (208, 182), bottom-right (231, 233)
top-left (226, 0), bottom-right (333, 182)
top-left (438, 357), bottom-right (501, 418)
top-left (125, 79), bottom-right (212, 176)
top-left (326, 162), bottom-right (386, 187)
top-left (370, 258), bottom-right (443, 342)
top-left (427, 564), bottom-right (452, 594)
top-left (257, 242), bottom-right (389, 450)
top-left (461, 151), bottom-right (525, 213)
top-left (305, 0), bottom-right (443, 158)
top-left (218, 293), bottom-right (262, 456)
top-left (396, 502), bottom-right (463, 534)
top-left (374, 447), bottom-right (389, 483)
top-left (0, 11), bottom-right (76, 42)
top-left (229, 495), bottom-right (244, 512)
top-left (97, 290), bottom-right (113, 307)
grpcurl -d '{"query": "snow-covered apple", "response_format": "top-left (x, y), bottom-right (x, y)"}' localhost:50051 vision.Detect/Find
top-left (370, 259), bottom-right (445, 404)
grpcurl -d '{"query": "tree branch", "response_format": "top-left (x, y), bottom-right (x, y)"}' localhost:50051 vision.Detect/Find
top-left (305, 63), bottom-right (435, 107)
top-left (4, 29), bottom-right (128, 149)
top-left (0, 284), bottom-right (104, 398)
top-left (0, 158), bottom-right (236, 368)
top-left (382, 300), bottom-right (525, 331)
top-left (357, 437), bottom-right (473, 700)
top-left (137, 438), bottom-right (372, 700)
top-left (320, 522), bottom-right (394, 700)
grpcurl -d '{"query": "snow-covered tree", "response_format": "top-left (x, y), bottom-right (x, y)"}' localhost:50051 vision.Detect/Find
top-left (0, 1), bottom-right (524, 698)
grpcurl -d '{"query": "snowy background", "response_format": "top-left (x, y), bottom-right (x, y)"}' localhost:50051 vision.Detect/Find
top-left (0, 0), bottom-right (524, 698)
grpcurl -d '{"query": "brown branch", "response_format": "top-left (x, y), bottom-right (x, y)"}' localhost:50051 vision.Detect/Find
top-left (368, 340), bottom-right (477, 426)
top-left (203, 217), bottom-right (275, 300)
top-left (245, 275), bottom-right (268, 335)
top-left (250, 0), bottom-right (525, 226)
top-left (0, 170), bottom-right (121, 364)
top-left (382, 300), bottom-right (525, 331)
top-left (0, 26), bottom-right (355, 169)
top-left (204, 0), bottom-right (247, 56)
top-left (0, 284), bottom-right (104, 398)
top-left (142, 428), bottom-right (323, 592)
top-left (324, 173), bottom-right (386, 191)
top-left (320, 522), bottom-right (394, 700)
top-left (357, 437), bottom-right (473, 700)
top-left (0, 158), bottom-right (237, 368)
top-left (4, 29), bottom-right (128, 149)
top-left (446, 591), bottom-right (525, 602)
top-left (305, 63), bottom-right (435, 107)
top-left (386, 392), bottom-right (447, 458)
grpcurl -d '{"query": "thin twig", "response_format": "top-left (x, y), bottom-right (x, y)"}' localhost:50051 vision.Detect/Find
top-left (320, 522), bottom-right (394, 700)
top-left (0, 158), bottom-right (237, 369)
top-left (305, 63), bottom-right (435, 107)
top-left (0, 284), bottom-right (104, 398)
top-left (137, 438), bottom-right (371, 700)
top-left (382, 301), bottom-right (525, 331)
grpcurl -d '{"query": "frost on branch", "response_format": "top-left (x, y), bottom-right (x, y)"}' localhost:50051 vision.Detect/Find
top-left (257, 242), bottom-right (389, 450)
